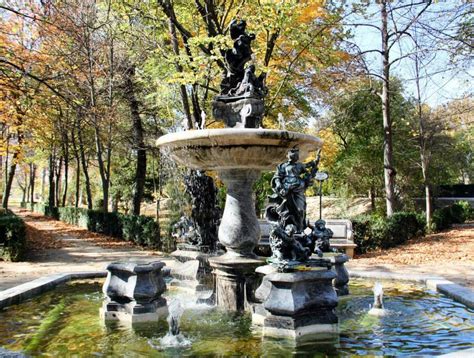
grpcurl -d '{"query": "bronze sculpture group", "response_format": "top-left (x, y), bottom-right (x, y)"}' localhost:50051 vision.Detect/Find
top-left (266, 149), bottom-right (335, 270)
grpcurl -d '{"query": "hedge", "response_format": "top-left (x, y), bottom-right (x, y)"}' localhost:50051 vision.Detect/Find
top-left (431, 201), bottom-right (471, 231)
top-left (353, 202), bottom-right (472, 255)
top-left (33, 205), bottom-right (161, 249)
top-left (33, 203), bottom-right (59, 219)
top-left (352, 211), bottom-right (425, 255)
top-left (0, 212), bottom-right (26, 261)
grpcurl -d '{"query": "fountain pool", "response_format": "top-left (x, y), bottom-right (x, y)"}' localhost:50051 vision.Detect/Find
top-left (1, 278), bottom-right (473, 357)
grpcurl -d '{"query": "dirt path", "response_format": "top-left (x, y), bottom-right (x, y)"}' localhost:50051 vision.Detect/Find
top-left (348, 223), bottom-right (474, 289)
top-left (0, 210), bottom-right (171, 291)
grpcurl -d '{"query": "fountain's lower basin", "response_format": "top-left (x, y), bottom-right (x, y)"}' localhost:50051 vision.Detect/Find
top-left (1, 279), bottom-right (473, 357)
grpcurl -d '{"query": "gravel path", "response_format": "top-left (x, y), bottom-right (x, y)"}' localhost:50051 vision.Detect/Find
top-left (0, 210), bottom-right (172, 291)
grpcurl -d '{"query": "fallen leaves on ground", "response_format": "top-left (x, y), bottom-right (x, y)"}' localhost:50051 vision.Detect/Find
top-left (355, 224), bottom-right (474, 266)
top-left (20, 211), bottom-right (142, 251)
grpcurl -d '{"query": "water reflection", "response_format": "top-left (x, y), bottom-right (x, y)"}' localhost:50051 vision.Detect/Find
top-left (0, 279), bottom-right (473, 357)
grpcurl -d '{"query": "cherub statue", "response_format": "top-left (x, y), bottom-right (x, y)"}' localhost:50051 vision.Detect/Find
top-left (307, 219), bottom-right (334, 257)
top-left (269, 224), bottom-right (311, 264)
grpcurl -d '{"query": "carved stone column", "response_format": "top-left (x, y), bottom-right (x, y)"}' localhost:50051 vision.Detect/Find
top-left (217, 169), bottom-right (261, 257)
top-left (209, 168), bottom-right (264, 311)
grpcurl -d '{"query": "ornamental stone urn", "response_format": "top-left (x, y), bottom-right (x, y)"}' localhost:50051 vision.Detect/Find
top-left (101, 261), bottom-right (168, 324)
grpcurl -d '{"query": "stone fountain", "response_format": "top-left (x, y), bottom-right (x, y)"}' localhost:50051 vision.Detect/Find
top-left (157, 19), bottom-right (323, 313)
top-left (158, 129), bottom-right (322, 311)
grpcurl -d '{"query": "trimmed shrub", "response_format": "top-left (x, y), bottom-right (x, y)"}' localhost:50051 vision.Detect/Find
top-left (352, 215), bottom-right (374, 255)
top-left (121, 214), bottom-right (161, 248)
top-left (352, 211), bottom-right (426, 254)
top-left (0, 214), bottom-right (26, 261)
top-left (58, 207), bottom-right (89, 228)
top-left (33, 203), bottom-right (59, 219)
top-left (86, 210), bottom-right (122, 238)
top-left (0, 208), bottom-right (14, 217)
top-left (431, 202), bottom-right (469, 231)
top-left (32, 203), bottom-right (161, 249)
top-left (457, 200), bottom-right (474, 220)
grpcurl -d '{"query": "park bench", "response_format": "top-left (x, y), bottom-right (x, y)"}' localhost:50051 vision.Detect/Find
top-left (256, 219), bottom-right (357, 258)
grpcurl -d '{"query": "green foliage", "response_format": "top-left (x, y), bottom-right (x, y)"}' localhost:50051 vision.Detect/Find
top-left (352, 211), bottom-right (425, 254)
top-left (0, 213), bottom-right (26, 261)
top-left (328, 79), bottom-right (414, 200)
top-left (121, 214), bottom-right (160, 248)
top-left (254, 172), bottom-right (273, 217)
top-left (37, 204), bottom-right (160, 248)
top-left (86, 211), bottom-right (123, 238)
top-left (33, 203), bottom-right (59, 219)
top-left (457, 200), bottom-right (474, 220)
top-left (431, 202), bottom-right (470, 231)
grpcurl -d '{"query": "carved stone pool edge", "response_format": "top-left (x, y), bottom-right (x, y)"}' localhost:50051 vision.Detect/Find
top-left (1, 268), bottom-right (472, 310)
top-left (0, 271), bottom-right (107, 310)
top-left (349, 269), bottom-right (474, 309)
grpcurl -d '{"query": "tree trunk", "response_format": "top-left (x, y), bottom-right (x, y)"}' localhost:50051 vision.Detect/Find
top-left (41, 167), bottom-right (46, 202)
top-left (2, 132), bottom-right (22, 209)
top-left (71, 125), bottom-right (81, 208)
top-left (62, 141), bottom-right (69, 207)
top-left (29, 163), bottom-right (36, 210)
top-left (2, 159), bottom-right (17, 209)
top-left (381, 0), bottom-right (396, 217)
top-left (48, 153), bottom-right (56, 208)
top-left (168, 19), bottom-right (193, 129)
top-left (75, 161), bottom-right (80, 208)
top-left (425, 183), bottom-right (432, 228)
top-left (369, 186), bottom-right (376, 212)
top-left (77, 120), bottom-right (93, 210)
top-left (20, 184), bottom-right (26, 205)
top-left (55, 156), bottom-right (62, 207)
top-left (124, 65), bottom-right (146, 216)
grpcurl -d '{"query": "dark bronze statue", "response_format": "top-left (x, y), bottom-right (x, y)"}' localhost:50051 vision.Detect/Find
top-left (266, 148), bottom-right (321, 232)
top-left (307, 219), bottom-right (334, 257)
top-left (213, 19), bottom-right (266, 128)
top-left (269, 224), bottom-right (311, 265)
top-left (218, 19), bottom-right (267, 101)
top-left (183, 170), bottom-right (220, 251)
top-left (265, 149), bottom-right (326, 269)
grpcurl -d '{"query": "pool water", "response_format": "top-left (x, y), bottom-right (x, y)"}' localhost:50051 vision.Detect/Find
top-left (0, 279), bottom-right (473, 357)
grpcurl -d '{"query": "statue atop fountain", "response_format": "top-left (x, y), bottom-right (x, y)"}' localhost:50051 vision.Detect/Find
top-left (213, 19), bottom-right (267, 128)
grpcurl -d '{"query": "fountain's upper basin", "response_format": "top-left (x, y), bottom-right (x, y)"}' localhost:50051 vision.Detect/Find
top-left (156, 129), bottom-right (323, 170)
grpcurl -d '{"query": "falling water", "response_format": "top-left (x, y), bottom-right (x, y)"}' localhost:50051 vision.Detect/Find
top-left (154, 300), bottom-right (192, 349)
top-left (368, 282), bottom-right (389, 317)
top-left (277, 113), bottom-right (286, 130)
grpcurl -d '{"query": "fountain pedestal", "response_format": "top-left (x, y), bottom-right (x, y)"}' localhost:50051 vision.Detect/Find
top-left (310, 253), bottom-right (350, 296)
top-left (209, 168), bottom-right (265, 311)
top-left (101, 261), bottom-right (168, 324)
top-left (218, 169), bottom-right (261, 256)
top-left (252, 265), bottom-right (338, 340)
top-left (209, 255), bottom-right (264, 311)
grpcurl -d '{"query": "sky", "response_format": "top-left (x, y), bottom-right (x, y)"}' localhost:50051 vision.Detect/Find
top-left (346, 0), bottom-right (473, 107)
